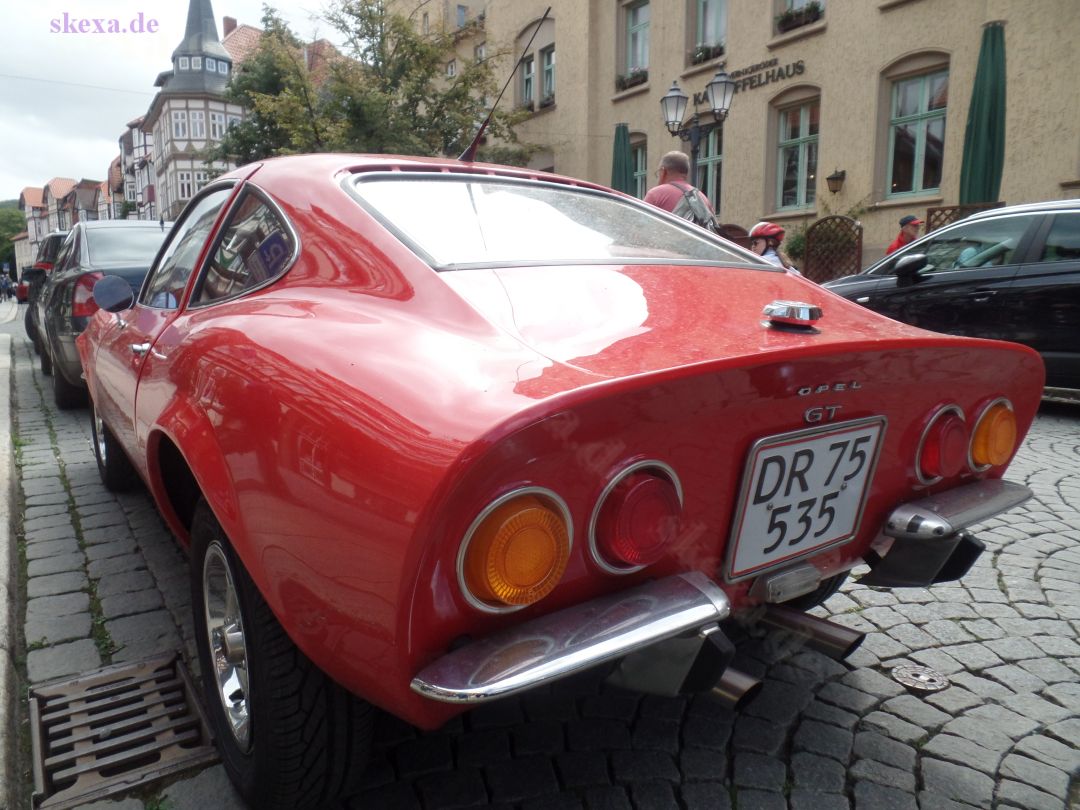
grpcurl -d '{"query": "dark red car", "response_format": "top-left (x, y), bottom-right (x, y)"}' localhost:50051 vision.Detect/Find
top-left (78, 154), bottom-right (1044, 809)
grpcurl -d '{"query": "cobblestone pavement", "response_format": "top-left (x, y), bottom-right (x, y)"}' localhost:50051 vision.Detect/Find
top-left (5, 323), bottom-right (1079, 810)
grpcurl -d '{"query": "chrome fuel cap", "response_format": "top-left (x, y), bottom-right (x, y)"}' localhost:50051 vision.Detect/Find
top-left (762, 300), bottom-right (822, 329)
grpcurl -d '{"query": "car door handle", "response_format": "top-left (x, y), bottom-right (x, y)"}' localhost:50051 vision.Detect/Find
top-left (130, 342), bottom-right (151, 356)
top-left (855, 296), bottom-right (870, 304)
top-left (969, 291), bottom-right (997, 303)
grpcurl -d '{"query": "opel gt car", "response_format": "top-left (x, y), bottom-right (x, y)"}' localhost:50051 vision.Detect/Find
top-left (77, 154), bottom-right (1044, 810)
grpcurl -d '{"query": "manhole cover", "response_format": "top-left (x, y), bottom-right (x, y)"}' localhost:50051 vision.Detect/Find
top-left (29, 652), bottom-right (218, 809)
top-left (891, 663), bottom-right (950, 693)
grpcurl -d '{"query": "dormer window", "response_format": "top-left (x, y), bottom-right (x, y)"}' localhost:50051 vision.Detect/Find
top-left (206, 57), bottom-right (217, 72)
top-left (178, 56), bottom-right (190, 70)
top-left (192, 56), bottom-right (203, 70)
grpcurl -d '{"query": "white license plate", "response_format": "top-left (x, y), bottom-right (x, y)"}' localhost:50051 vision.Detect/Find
top-left (726, 417), bottom-right (886, 581)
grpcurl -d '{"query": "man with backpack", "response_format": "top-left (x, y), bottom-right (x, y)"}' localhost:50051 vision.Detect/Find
top-left (643, 151), bottom-right (718, 232)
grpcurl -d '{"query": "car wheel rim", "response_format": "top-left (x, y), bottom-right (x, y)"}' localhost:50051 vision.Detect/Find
top-left (203, 542), bottom-right (252, 753)
top-left (92, 407), bottom-right (108, 465)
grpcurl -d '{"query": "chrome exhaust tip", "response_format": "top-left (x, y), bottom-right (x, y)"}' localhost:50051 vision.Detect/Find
top-left (710, 667), bottom-right (761, 710)
top-left (758, 604), bottom-right (864, 661)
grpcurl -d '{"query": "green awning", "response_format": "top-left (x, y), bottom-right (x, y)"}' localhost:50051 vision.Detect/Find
top-left (959, 22), bottom-right (1006, 204)
top-left (611, 123), bottom-right (635, 195)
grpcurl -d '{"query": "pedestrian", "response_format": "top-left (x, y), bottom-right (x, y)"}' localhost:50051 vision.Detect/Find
top-left (886, 214), bottom-right (923, 255)
top-left (644, 150), bottom-right (716, 231)
top-left (0, 274), bottom-right (10, 301)
top-left (748, 221), bottom-right (796, 271)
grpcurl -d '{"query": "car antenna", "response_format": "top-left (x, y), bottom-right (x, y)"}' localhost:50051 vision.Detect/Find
top-left (458, 6), bottom-right (551, 163)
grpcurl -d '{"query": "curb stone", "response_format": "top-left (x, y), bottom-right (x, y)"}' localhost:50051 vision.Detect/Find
top-left (0, 333), bottom-right (16, 810)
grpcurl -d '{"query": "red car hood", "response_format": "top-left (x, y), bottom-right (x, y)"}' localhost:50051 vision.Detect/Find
top-left (440, 263), bottom-right (930, 379)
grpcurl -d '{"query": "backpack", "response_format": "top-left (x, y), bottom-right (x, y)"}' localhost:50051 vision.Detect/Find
top-left (670, 182), bottom-right (719, 233)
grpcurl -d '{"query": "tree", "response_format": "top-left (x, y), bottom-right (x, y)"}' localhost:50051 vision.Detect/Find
top-left (0, 204), bottom-right (25, 273)
top-left (210, 2), bottom-right (532, 166)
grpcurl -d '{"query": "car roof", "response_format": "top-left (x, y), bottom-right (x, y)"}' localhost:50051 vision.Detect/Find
top-left (967, 199), bottom-right (1080, 220)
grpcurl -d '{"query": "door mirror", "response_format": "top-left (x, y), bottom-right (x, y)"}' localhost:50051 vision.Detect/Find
top-left (92, 275), bottom-right (135, 313)
top-left (893, 253), bottom-right (928, 286)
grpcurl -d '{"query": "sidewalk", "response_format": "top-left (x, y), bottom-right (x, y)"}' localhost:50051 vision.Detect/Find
top-left (1, 299), bottom-right (18, 808)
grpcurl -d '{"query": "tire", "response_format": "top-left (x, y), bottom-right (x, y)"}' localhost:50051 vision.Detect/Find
top-left (24, 307), bottom-right (39, 353)
top-left (784, 572), bottom-right (849, 611)
top-left (53, 367), bottom-right (87, 410)
top-left (39, 342), bottom-right (52, 376)
top-left (90, 399), bottom-right (138, 491)
top-left (190, 500), bottom-right (374, 810)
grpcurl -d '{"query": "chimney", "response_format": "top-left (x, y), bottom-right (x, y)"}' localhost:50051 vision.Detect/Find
top-left (223, 16), bottom-right (237, 37)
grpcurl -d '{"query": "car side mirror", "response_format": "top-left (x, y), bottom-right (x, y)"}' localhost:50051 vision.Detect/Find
top-left (92, 274), bottom-right (135, 313)
top-left (893, 253), bottom-right (928, 287)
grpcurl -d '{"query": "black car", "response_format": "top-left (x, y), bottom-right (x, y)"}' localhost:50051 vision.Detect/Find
top-left (824, 201), bottom-right (1080, 397)
top-left (36, 220), bottom-right (169, 408)
top-left (23, 230), bottom-right (68, 352)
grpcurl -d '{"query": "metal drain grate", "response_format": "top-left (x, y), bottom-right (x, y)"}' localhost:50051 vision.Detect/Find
top-left (29, 652), bottom-right (218, 809)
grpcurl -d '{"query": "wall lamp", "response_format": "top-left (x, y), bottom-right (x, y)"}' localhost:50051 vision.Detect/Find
top-left (826, 169), bottom-right (846, 194)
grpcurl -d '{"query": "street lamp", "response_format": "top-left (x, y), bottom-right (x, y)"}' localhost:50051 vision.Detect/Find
top-left (660, 69), bottom-right (736, 182)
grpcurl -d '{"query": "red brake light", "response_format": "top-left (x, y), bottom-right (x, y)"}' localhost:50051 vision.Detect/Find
top-left (593, 470), bottom-right (682, 570)
top-left (918, 407), bottom-right (968, 483)
top-left (72, 272), bottom-right (105, 318)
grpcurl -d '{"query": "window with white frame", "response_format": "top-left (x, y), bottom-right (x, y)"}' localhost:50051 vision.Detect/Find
top-left (631, 142), bottom-right (648, 199)
top-left (888, 69), bottom-right (947, 197)
top-left (178, 172), bottom-right (193, 200)
top-left (125, 182), bottom-right (135, 202)
top-left (541, 46), bottom-right (555, 101)
top-left (178, 56), bottom-right (190, 70)
top-left (210, 112), bottom-right (226, 140)
top-left (192, 56), bottom-right (202, 70)
top-left (172, 110), bottom-right (188, 139)
top-left (227, 114), bottom-right (242, 130)
top-left (190, 110), bottom-right (206, 139)
top-left (195, 171), bottom-right (208, 191)
top-left (206, 57), bottom-right (217, 72)
top-left (474, 42), bottom-right (486, 62)
top-left (697, 128), bottom-right (723, 213)
top-left (521, 55), bottom-right (535, 106)
top-left (626, 1), bottom-right (650, 73)
top-left (777, 99), bottom-right (819, 209)
top-left (694, 0), bottom-right (727, 60)
top-left (447, 59), bottom-right (457, 77)
top-left (219, 61), bottom-right (228, 75)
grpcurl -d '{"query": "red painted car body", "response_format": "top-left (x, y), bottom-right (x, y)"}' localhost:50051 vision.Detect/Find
top-left (78, 154), bottom-right (1044, 733)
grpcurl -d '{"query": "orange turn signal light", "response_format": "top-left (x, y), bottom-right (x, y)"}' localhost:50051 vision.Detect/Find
top-left (970, 401), bottom-right (1017, 468)
top-left (462, 494), bottom-right (570, 608)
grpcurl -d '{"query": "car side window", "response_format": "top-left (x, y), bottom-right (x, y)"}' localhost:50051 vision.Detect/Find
top-left (1038, 213), bottom-right (1080, 263)
top-left (54, 234), bottom-right (75, 274)
top-left (195, 191), bottom-right (296, 304)
top-left (915, 216), bottom-right (1032, 274)
top-left (141, 187), bottom-right (233, 309)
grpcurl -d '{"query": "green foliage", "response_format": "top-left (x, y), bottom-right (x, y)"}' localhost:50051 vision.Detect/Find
top-left (0, 206), bottom-right (26, 269)
top-left (209, 2), bottom-right (531, 166)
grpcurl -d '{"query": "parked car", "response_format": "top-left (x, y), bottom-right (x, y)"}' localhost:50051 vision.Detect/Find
top-left (78, 154), bottom-right (1044, 810)
top-left (36, 220), bottom-right (169, 408)
top-left (824, 200), bottom-right (1080, 397)
top-left (23, 230), bottom-right (68, 351)
top-left (15, 268), bottom-right (32, 303)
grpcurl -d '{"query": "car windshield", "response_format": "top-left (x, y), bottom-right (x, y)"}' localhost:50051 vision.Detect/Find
top-left (86, 227), bottom-right (169, 265)
top-left (351, 174), bottom-right (755, 269)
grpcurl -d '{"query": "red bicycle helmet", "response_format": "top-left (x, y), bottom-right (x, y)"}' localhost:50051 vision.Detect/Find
top-left (749, 221), bottom-right (785, 242)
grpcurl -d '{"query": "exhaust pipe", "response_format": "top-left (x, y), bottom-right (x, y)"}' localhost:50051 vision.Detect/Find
top-left (758, 605), bottom-right (864, 661)
top-left (710, 667), bottom-right (761, 711)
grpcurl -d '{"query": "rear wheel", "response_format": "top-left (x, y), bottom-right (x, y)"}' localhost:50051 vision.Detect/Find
top-left (24, 308), bottom-right (39, 354)
top-left (53, 367), bottom-right (87, 410)
top-left (90, 400), bottom-right (138, 491)
top-left (190, 500), bottom-right (374, 810)
top-left (39, 341), bottom-right (52, 376)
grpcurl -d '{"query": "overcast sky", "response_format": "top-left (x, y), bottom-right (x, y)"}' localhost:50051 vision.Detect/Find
top-left (0, 0), bottom-right (335, 201)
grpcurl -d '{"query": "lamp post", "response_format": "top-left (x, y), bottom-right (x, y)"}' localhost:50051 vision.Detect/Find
top-left (660, 69), bottom-right (736, 184)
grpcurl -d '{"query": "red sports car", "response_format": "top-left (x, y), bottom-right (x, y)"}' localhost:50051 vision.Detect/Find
top-left (78, 154), bottom-right (1044, 810)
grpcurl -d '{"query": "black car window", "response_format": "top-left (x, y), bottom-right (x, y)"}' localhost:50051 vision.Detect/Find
top-left (195, 191), bottom-right (296, 304)
top-left (142, 187), bottom-right (233, 309)
top-left (1038, 213), bottom-right (1080, 263)
top-left (53, 233), bottom-right (76, 273)
top-left (901, 216), bottom-right (1032, 275)
top-left (86, 227), bottom-right (170, 265)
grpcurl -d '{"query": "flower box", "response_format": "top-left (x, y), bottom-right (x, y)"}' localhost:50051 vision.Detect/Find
top-left (615, 69), bottom-right (648, 92)
top-left (776, 3), bottom-right (823, 33)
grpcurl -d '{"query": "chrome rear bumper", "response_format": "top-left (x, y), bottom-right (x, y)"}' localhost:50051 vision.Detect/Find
top-left (411, 572), bottom-right (731, 704)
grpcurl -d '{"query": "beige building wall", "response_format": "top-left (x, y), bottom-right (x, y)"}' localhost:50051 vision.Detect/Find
top-left (424, 0), bottom-right (1080, 265)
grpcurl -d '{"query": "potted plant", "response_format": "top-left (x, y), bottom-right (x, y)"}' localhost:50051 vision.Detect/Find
top-left (539, 94), bottom-right (555, 109)
top-left (776, 1), bottom-right (823, 33)
top-left (690, 43), bottom-right (725, 66)
top-left (615, 67), bottom-right (648, 92)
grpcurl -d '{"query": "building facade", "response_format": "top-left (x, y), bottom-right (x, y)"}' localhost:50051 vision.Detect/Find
top-left (424, 0), bottom-right (1080, 263)
top-left (141, 0), bottom-right (244, 220)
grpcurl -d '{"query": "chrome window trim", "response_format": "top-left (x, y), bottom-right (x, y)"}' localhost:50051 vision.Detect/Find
top-left (456, 486), bottom-right (574, 615)
top-left (587, 459), bottom-right (684, 575)
top-left (967, 397), bottom-right (1013, 474)
top-left (915, 404), bottom-right (965, 487)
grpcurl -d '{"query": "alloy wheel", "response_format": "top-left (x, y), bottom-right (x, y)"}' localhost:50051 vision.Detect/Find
top-left (203, 542), bottom-right (253, 752)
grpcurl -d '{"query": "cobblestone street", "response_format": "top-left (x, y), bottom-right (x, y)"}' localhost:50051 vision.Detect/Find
top-left (5, 320), bottom-right (1079, 810)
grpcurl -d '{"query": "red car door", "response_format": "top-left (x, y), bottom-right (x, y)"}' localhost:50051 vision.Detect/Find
top-left (92, 187), bottom-right (237, 463)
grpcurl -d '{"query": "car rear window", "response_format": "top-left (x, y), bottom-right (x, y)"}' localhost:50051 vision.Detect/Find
top-left (350, 175), bottom-right (756, 269)
top-left (36, 234), bottom-right (66, 264)
top-left (86, 227), bottom-right (169, 265)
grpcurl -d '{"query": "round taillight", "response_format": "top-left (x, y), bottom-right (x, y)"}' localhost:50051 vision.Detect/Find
top-left (461, 492), bottom-right (570, 610)
top-left (970, 400), bottom-right (1017, 469)
top-left (592, 469), bottom-right (682, 572)
top-left (918, 406), bottom-right (968, 483)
